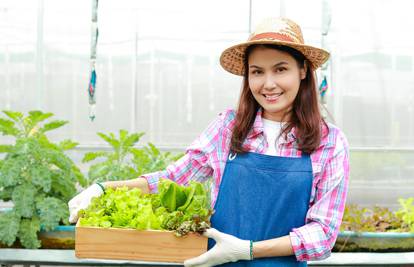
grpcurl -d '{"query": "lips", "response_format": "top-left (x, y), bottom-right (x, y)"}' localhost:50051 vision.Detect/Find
top-left (263, 92), bottom-right (283, 100)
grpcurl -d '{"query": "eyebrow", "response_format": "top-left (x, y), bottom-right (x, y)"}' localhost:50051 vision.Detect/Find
top-left (249, 61), bottom-right (289, 69)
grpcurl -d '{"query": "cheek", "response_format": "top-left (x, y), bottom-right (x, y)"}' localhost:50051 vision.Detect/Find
top-left (281, 76), bottom-right (301, 94)
top-left (248, 78), bottom-right (261, 93)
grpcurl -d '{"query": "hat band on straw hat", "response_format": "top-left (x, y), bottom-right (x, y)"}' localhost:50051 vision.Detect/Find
top-left (250, 32), bottom-right (296, 43)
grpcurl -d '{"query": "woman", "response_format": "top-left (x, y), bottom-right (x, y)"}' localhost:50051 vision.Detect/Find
top-left (69, 17), bottom-right (349, 267)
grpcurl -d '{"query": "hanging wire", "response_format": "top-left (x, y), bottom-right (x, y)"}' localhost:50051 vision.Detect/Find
top-left (88, 0), bottom-right (99, 121)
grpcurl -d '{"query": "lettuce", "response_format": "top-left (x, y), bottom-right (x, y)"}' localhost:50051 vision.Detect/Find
top-left (159, 179), bottom-right (187, 212)
top-left (79, 179), bottom-right (212, 236)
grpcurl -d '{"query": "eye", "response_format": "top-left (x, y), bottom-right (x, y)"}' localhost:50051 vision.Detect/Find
top-left (251, 69), bottom-right (262, 75)
top-left (275, 67), bottom-right (287, 73)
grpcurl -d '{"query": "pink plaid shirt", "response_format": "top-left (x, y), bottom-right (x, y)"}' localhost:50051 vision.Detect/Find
top-left (143, 108), bottom-right (350, 261)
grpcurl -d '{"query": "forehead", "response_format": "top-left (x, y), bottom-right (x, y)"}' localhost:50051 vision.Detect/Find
top-left (247, 46), bottom-right (296, 65)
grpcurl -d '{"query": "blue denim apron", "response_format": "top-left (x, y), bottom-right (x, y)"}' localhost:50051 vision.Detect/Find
top-left (209, 151), bottom-right (313, 266)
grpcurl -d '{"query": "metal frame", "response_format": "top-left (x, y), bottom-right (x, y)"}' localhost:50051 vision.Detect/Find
top-left (1, 249), bottom-right (414, 266)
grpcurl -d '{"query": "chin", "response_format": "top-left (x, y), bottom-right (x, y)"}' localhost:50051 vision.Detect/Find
top-left (262, 105), bottom-right (283, 113)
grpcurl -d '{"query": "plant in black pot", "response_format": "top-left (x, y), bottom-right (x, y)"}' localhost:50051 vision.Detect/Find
top-left (0, 110), bottom-right (86, 248)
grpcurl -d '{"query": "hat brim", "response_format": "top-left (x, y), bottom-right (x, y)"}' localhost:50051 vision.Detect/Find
top-left (220, 40), bottom-right (330, 76)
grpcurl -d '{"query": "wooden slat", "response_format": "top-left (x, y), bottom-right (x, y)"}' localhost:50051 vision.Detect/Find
top-left (75, 224), bottom-right (208, 263)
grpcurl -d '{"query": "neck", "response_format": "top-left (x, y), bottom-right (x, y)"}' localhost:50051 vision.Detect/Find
top-left (262, 111), bottom-right (290, 122)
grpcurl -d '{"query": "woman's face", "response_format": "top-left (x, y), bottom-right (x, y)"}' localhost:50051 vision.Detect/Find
top-left (248, 46), bottom-right (307, 122)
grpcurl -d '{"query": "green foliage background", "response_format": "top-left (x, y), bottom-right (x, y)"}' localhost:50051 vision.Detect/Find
top-left (0, 112), bottom-right (184, 249)
top-left (341, 198), bottom-right (414, 233)
top-left (82, 129), bottom-right (183, 185)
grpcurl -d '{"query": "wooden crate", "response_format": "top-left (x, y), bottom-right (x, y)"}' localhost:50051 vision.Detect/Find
top-left (75, 222), bottom-right (208, 263)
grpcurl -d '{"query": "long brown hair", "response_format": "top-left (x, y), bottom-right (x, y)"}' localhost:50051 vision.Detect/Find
top-left (230, 44), bottom-right (328, 154)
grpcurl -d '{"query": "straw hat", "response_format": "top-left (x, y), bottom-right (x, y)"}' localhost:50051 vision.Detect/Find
top-left (220, 17), bottom-right (330, 76)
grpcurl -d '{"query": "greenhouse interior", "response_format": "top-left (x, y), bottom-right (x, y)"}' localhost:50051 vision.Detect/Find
top-left (1, 0), bottom-right (414, 266)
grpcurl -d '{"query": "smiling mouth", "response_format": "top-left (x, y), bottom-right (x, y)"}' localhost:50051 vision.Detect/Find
top-left (263, 92), bottom-right (283, 100)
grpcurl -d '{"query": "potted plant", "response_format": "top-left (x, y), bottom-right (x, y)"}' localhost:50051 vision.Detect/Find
top-left (0, 110), bottom-right (86, 249)
top-left (335, 198), bottom-right (414, 252)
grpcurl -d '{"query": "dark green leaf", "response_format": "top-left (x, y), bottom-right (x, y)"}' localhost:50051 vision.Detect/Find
top-left (0, 187), bottom-right (14, 201)
top-left (43, 149), bottom-right (71, 172)
top-left (0, 211), bottom-right (20, 246)
top-left (37, 197), bottom-right (68, 231)
top-left (18, 217), bottom-right (41, 249)
top-left (50, 172), bottom-right (77, 201)
top-left (0, 156), bottom-right (24, 187)
top-left (12, 184), bottom-right (37, 218)
top-left (30, 164), bottom-right (52, 192)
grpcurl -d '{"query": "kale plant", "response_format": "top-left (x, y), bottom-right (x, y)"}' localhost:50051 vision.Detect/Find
top-left (0, 110), bottom-right (86, 248)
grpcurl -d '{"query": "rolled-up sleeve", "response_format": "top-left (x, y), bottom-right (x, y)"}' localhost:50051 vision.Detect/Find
top-left (141, 112), bottom-right (228, 193)
top-left (290, 131), bottom-right (350, 261)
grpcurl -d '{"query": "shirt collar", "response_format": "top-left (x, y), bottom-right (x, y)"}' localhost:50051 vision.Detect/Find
top-left (246, 108), bottom-right (264, 139)
top-left (247, 108), bottom-right (297, 143)
top-left (246, 108), bottom-right (332, 147)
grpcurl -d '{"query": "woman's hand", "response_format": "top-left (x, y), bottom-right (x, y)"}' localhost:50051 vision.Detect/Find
top-left (184, 228), bottom-right (251, 267)
top-left (68, 184), bottom-right (104, 223)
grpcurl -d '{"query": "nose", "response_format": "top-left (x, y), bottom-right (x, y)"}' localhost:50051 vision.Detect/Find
top-left (263, 74), bottom-right (277, 91)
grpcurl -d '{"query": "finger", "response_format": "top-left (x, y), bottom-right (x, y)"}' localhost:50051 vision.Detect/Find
top-left (68, 203), bottom-right (82, 220)
top-left (68, 207), bottom-right (81, 223)
top-left (68, 213), bottom-right (78, 224)
top-left (203, 228), bottom-right (221, 241)
top-left (184, 250), bottom-right (214, 267)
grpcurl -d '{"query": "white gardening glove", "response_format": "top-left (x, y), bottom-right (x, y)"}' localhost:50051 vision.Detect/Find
top-left (68, 184), bottom-right (104, 223)
top-left (184, 228), bottom-right (252, 267)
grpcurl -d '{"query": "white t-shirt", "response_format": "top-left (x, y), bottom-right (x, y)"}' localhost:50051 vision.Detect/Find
top-left (262, 118), bottom-right (284, 156)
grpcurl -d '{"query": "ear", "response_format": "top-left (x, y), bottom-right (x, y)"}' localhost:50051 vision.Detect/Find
top-left (300, 62), bottom-right (308, 80)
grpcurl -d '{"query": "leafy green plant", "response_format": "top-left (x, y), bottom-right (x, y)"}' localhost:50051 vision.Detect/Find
top-left (395, 197), bottom-right (414, 232)
top-left (83, 129), bottom-right (183, 185)
top-left (82, 130), bottom-right (143, 184)
top-left (132, 142), bottom-right (183, 176)
top-left (341, 203), bottom-right (410, 233)
top-left (79, 179), bottom-right (211, 236)
top-left (0, 110), bottom-right (86, 248)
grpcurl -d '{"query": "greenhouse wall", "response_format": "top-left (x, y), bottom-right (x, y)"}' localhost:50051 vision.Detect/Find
top-left (1, 0), bottom-right (414, 210)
